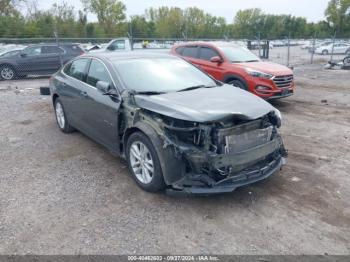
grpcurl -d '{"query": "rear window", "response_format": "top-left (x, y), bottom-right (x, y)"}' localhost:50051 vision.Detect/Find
top-left (42, 46), bottom-right (64, 54)
top-left (64, 58), bottom-right (89, 81)
top-left (182, 46), bottom-right (198, 58)
top-left (64, 44), bottom-right (84, 54)
top-left (175, 46), bottom-right (185, 55)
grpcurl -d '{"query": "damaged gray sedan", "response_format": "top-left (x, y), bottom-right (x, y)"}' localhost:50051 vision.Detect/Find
top-left (50, 52), bottom-right (287, 194)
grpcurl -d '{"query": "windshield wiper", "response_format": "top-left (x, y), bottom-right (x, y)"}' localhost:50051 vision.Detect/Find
top-left (177, 85), bottom-right (216, 92)
top-left (245, 60), bottom-right (260, 62)
top-left (133, 91), bottom-right (165, 95)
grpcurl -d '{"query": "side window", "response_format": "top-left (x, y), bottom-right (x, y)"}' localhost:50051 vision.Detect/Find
top-left (199, 47), bottom-right (219, 61)
top-left (23, 46), bottom-right (42, 56)
top-left (182, 46), bottom-right (198, 58)
top-left (67, 59), bottom-right (89, 81)
top-left (42, 46), bottom-right (63, 54)
top-left (175, 46), bottom-right (185, 55)
top-left (86, 59), bottom-right (112, 87)
top-left (107, 40), bottom-right (125, 51)
top-left (63, 62), bottom-right (72, 75)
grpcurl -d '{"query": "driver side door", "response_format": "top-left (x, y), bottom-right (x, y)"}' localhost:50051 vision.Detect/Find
top-left (197, 46), bottom-right (225, 80)
top-left (81, 59), bottom-right (121, 152)
top-left (16, 46), bottom-right (42, 73)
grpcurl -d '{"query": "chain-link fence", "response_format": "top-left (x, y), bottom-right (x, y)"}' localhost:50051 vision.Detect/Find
top-left (0, 32), bottom-right (349, 80)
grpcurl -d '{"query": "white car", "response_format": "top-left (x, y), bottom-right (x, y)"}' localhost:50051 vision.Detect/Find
top-left (315, 43), bottom-right (350, 55)
top-left (89, 37), bottom-right (132, 53)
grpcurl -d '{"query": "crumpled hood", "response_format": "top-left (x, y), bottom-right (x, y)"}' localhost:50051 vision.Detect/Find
top-left (134, 85), bottom-right (276, 122)
top-left (235, 62), bottom-right (293, 75)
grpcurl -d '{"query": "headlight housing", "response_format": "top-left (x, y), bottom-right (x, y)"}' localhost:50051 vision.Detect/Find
top-left (268, 109), bottom-right (282, 128)
top-left (245, 68), bottom-right (273, 79)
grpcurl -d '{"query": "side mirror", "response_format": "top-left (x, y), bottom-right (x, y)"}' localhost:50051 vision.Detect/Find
top-left (210, 56), bottom-right (223, 63)
top-left (20, 53), bottom-right (27, 57)
top-left (96, 81), bottom-right (110, 93)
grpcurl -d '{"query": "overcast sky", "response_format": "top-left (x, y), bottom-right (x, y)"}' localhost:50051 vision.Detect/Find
top-left (36, 0), bottom-right (330, 23)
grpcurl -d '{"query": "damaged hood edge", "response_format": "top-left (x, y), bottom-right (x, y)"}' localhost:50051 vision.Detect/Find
top-left (133, 85), bottom-right (276, 123)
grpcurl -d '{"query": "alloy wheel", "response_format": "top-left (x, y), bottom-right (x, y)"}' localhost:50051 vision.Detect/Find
top-left (129, 141), bottom-right (154, 184)
top-left (1, 67), bottom-right (14, 80)
top-left (55, 102), bottom-right (65, 129)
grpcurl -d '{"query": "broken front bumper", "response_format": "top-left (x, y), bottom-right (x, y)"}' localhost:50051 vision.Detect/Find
top-left (167, 136), bottom-right (287, 195)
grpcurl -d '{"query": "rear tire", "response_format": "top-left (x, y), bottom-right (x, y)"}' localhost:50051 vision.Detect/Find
top-left (344, 56), bottom-right (350, 66)
top-left (0, 65), bottom-right (16, 80)
top-left (126, 132), bottom-right (166, 192)
top-left (228, 79), bottom-right (247, 90)
top-left (54, 98), bottom-right (75, 133)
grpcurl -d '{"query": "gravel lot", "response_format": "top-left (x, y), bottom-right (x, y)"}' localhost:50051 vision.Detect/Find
top-left (0, 62), bottom-right (350, 255)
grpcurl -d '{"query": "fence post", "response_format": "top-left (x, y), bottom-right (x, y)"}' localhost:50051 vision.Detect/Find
top-left (311, 34), bottom-right (316, 64)
top-left (257, 32), bottom-right (261, 58)
top-left (286, 32), bottom-right (291, 67)
top-left (128, 18), bottom-right (134, 51)
top-left (330, 31), bottom-right (336, 62)
top-left (54, 31), bottom-right (63, 68)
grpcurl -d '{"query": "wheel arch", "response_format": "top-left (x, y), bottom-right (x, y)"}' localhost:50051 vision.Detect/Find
top-left (52, 93), bottom-right (59, 104)
top-left (223, 74), bottom-right (248, 89)
top-left (123, 121), bottom-right (186, 186)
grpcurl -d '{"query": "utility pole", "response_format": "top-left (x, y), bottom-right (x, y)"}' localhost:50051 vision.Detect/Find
top-left (54, 30), bottom-right (63, 68)
top-left (330, 31), bottom-right (337, 62)
top-left (311, 33), bottom-right (316, 64)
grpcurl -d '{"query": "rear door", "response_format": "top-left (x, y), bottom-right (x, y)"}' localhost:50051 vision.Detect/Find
top-left (81, 59), bottom-right (121, 151)
top-left (197, 46), bottom-right (225, 80)
top-left (58, 58), bottom-right (91, 129)
top-left (181, 46), bottom-right (199, 64)
top-left (39, 45), bottom-right (63, 73)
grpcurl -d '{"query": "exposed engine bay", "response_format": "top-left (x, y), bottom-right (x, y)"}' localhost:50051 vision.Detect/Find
top-left (120, 91), bottom-right (287, 194)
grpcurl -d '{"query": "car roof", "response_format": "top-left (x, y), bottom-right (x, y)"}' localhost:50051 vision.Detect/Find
top-left (26, 43), bottom-right (78, 48)
top-left (174, 41), bottom-right (243, 49)
top-left (82, 51), bottom-right (177, 62)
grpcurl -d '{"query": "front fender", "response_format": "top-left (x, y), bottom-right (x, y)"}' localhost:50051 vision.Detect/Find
top-left (127, 121), bottom-right (186, 186)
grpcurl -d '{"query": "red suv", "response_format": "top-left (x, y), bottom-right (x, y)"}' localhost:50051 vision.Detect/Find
top-left (171, 42), bottom-right (295, 99)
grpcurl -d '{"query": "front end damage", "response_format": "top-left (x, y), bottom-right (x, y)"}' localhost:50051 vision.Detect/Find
top-left (120, 92), bottom-right (287, 194)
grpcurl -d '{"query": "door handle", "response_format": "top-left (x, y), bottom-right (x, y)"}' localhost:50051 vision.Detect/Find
top-left (81, 91), bottom-right (88, 97)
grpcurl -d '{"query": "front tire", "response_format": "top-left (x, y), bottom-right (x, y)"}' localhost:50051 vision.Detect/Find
top-left (54, 98), bottom-right (75, 133)
top-left (322, 50), bottom-right (329, 55)
top-left (126, 132), bottom-right (166, 192)
top-left (228, 79), bottom-right (247, 90)
top-left (0, 65), bottom-right (16, 80)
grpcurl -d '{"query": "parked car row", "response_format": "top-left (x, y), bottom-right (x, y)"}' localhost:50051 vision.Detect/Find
top-left (301, 40), bottom-right (350, 55)
top-left (314, 42), bottom-right (350, 55)
top-left (0, 43), bottom-right (85, 80)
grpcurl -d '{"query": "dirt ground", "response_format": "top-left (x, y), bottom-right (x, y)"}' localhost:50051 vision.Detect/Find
top-left (0, 64), bottom-right (349, 255)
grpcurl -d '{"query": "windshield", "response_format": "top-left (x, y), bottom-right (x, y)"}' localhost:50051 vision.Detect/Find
top-left (218, 46), bottom-right (260, 63)
top-left (113, 57), bottom-right (217, 93)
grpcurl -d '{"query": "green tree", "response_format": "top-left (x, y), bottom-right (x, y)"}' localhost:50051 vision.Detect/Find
top-left (82, 0), bottom-right (126, 36)
top-left (325, 0), bottom-right (350, 36)
top-left (130, 15), bottom-right (156, 38)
